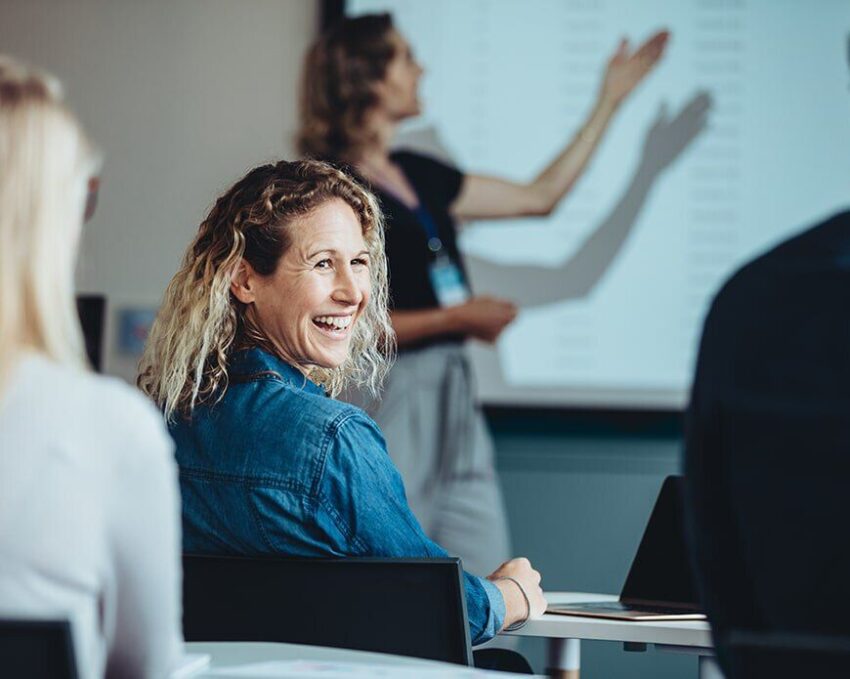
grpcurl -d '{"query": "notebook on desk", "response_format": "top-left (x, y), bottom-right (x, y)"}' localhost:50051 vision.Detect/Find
top-left (548, 476), bottom-right (706, 621)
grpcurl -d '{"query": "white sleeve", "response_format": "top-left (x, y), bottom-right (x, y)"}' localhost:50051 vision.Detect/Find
top-left (104, 396), bottom-right (184, 679)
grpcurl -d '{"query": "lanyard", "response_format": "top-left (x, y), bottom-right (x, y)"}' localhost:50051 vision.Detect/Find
top-left (412, 205), bottom-right (444, 254)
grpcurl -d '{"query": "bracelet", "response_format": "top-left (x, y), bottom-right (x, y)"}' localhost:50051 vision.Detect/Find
top-left (494, 576), bottom-right (531, 631)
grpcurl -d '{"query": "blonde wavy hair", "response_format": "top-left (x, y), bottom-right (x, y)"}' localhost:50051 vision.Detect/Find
top-left (297, 14), bottom-right (396, 161)
top-left (138, 159), bottom-right (394, 422)
top-left (0, 56), bottom-right (100, 387)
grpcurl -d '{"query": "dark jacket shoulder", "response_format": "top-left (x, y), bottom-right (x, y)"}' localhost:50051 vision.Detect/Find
top-left (706, 210), bottom-right (850, 323)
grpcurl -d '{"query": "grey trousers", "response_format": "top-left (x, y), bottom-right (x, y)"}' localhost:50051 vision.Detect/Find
top-left (345, 343), bottom-right (511, 578)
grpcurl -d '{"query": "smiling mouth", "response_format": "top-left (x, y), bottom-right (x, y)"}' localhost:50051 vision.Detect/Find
top-left (312, 315), bottom-right (354, 336)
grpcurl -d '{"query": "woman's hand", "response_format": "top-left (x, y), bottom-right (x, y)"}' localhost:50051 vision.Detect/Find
top-left (447, 296), bottom-right (518, 343)
top-left (600, 30), bottom-right (670, 109)
top-left (487, 557), bottom-right (547, 629)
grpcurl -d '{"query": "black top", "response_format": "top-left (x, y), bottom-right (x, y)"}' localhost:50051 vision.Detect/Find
top-left (684, 209), bottom-right (850, 671)
top-left (368, 151), bottom-right (468, 350)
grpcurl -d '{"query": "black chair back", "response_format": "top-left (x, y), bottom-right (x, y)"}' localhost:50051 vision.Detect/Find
top-left (722, 629), bottom-right (850, 679)
top-left (182, 554), bottom-right (473, 666)
top-left (0, 619), bottom-right (77, 679)
top-left (75, 295), bottom-right (105, 372)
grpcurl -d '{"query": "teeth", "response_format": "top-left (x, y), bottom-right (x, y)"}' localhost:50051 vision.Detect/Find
top-left (315, 315), bottom-right (352, 330)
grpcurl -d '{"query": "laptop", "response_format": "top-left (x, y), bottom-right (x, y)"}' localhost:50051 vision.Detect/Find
top-left (548, 475), bottom-right (706, 621)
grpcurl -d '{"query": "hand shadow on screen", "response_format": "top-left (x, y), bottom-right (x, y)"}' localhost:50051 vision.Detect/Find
top-left (465, 91), bottom-right (713, 309)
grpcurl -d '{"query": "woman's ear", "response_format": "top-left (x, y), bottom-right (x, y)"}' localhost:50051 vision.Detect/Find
top-left (230, 259), bottom-right (257, 304)
top-left (369, 68), bottom-right (391, 110)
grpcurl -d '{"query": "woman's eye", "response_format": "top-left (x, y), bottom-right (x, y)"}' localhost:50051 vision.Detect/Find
top-left (352, 258), bottom-right (369, 268)
top-left (315, 259), bottom-right (332, 270)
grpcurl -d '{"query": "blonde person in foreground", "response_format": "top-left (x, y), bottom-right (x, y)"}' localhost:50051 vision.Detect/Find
top-left (0, 57), bottom-right (183, 678)
top-left (138, 159), bottom-right (546, 649)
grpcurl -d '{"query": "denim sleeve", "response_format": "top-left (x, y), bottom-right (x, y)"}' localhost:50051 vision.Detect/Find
top-left (317, 411), bottom-right (505, 645)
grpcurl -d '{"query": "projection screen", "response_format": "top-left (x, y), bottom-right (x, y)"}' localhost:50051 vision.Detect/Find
top-left (346, 0), bottom-right (850, 410)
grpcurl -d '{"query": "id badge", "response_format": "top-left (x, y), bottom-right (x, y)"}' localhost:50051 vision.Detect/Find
top-left (429, 254), bottom-right (470, 307)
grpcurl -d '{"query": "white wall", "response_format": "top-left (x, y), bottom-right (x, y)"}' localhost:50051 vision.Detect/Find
top-left (0, 0), bottom-right (319, 379)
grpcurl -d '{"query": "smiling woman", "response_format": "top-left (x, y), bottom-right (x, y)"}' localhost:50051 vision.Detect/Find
top-left (137, 159), bottom-right (546, 646)
top-left (138, 160), bottom-right (392, 418)
top-left (229, 198), bottom-right (373, 373)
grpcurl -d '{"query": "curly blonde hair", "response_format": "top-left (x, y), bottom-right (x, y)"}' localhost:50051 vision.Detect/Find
top-left (138, 159), bottom-right (394, 422)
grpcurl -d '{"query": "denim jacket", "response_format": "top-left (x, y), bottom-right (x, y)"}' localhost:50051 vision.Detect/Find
top-left (170, 348), bottom-right (505, 645)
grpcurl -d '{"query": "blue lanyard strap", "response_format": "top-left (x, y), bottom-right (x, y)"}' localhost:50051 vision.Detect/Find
top-left (412, 205), bottom-right (443, 253)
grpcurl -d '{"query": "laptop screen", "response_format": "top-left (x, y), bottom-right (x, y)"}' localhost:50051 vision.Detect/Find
top-left (620, 476), bottom-right (700, 607)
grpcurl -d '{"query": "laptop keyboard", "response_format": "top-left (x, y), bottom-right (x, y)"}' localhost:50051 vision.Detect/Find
top-left (569, 602), bottom-right (695, 615)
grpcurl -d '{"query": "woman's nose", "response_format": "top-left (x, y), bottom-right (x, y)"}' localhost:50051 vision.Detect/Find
top-left (332, 266), bottom-right (363, 306)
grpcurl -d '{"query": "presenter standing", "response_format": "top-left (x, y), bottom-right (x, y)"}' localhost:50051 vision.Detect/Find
top-left (297, 14), bottom-right (667, 577)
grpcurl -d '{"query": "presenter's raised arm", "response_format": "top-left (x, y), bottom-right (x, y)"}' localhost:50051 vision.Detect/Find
top-left (450, 30), bottom-right (669, 222)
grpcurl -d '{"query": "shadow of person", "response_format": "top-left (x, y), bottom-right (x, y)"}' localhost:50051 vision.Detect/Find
top-left (465, 90), bottom-right (713, 309)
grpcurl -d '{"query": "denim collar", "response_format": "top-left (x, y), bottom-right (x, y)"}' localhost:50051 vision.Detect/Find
top-left (228, 347), bottom-right (324, 395)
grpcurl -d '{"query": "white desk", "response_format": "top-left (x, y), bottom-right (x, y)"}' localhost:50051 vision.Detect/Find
top-left (505, 592), bottom-right (720, 679)
top-left (187, 641), bottom-right (529, 677)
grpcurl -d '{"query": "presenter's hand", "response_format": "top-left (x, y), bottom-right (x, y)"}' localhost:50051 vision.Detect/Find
top-left (449, 296), bottom-right (517, 343)
top-left (487, 557), bottom-right (547, 629)
top-left (600, 29), bottom-right (669, 108)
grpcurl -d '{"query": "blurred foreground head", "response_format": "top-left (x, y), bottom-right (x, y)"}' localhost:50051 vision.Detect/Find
top-left (0, 56), bottom-right (100, 381)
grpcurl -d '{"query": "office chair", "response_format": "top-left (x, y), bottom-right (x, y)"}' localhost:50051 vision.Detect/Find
top-left (182, 554), bottom-right (474, 666)
top-left (0, 619), bottom-right (78, 679)
top-left (75, 295), bottom-right (105, 372)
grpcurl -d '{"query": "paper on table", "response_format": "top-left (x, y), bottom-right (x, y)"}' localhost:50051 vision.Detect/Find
top-left (204, 659), bottom-right (526, 678)
top-left (171, 653), bottom-right (212, 678)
